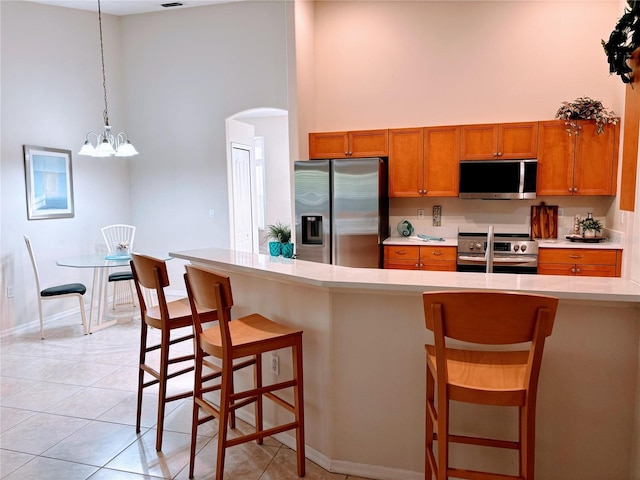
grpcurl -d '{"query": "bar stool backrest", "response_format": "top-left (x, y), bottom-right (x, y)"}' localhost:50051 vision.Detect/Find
top-left (423, 290), bottom-right (557, 346)
top-left (130, 253), bottom-right (171, 322)
top-left (184, 265), bottom-right (233, 343)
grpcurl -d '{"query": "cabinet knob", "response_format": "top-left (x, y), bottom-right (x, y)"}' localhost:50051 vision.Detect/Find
top-left (576, 268), bottom-right (581, 273)
top-left (497, 152), bottom-right (503, 157)
top-left (415, 263), bottom-right (420, 268)
top-left (571, 267), bottom-right (576, 273)
top-left (432, 251), bottom-right (445, 256)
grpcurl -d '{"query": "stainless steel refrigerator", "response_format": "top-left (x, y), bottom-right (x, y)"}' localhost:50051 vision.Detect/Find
top-left (294, 158), bottom-right (389, 268)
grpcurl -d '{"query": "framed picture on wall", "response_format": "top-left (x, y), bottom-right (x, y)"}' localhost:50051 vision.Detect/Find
top-left (23, 145), bottom-right (75, 220)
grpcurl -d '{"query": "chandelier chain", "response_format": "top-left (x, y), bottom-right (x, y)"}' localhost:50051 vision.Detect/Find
top-left (98, 0), bottom-right (110, 127)
top-left (78, 0), bottom-right (138, 157)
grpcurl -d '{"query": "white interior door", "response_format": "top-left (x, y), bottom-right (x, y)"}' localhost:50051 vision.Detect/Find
top-left (230, 143), bottom-right (256, 253)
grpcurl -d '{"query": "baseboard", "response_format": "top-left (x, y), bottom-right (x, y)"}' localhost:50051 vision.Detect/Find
top-left (232, 409), bottom-right (422, 480)
top-left (1, 305), bottom-right (86, 338)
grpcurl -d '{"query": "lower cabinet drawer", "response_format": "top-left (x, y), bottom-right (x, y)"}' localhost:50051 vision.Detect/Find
top-left (538, 248), bottom-right (618, 265)
top-left (384, 245), bottom-right (419, 260)
top-left (420, 247), bottom-right (457, 262)
top-left (538, 263), bottom-right (618, 277)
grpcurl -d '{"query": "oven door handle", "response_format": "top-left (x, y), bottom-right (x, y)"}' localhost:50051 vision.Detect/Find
top-left (492, 256), bottom-right (537, 264)
top-left (457, 255), bottom-right (487, 262)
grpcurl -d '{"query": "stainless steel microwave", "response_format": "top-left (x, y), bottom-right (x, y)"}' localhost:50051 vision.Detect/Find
top-left (458, 159), bottom-right (537, 199)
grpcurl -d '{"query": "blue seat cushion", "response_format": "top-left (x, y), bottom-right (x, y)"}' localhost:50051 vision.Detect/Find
top-left (41, 283), bottom-right (86, 297)
top-left (109, 270), bottom-right (133, 282)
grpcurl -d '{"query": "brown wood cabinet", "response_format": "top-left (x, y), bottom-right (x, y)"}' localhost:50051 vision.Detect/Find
top-left (460, 122), bottom-right (538, 160)
top-left (309, 130), bottom-right (389, 159)
top-left (383, 245), bottom-right (456, 271)
top-left (538, 247), bottom-right (622, 277)
top-left (537, 120), bottom-right (619, 196)
top-left (388, 126), bottom-right (459, 197)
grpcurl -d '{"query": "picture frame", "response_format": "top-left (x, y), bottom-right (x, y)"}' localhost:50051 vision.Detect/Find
top-left (23, 145), bottom-right (75, 220)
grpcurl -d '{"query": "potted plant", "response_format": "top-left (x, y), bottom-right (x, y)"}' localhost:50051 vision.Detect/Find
top-left (265, 222), bottom-right (293, 257)
top-left (602, 0), bottom-right (640, 85)
top-left (555, 96), bottom-right (618, 135)
top-left (580, 215), bottom-right (603, 238)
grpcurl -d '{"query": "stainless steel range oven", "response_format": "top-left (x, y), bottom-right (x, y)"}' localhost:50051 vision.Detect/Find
top-left (456, 232), bottom-right (538, 274)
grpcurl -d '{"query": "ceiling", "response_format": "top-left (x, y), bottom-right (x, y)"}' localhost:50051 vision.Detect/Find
top-left (23, 0), bottom-right (242, 16)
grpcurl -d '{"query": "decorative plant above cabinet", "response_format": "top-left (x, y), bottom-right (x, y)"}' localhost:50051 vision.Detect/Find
top-left (602, 0), bottom-right (640, 85)
top-left (555, 96), bottom-right (619, 135)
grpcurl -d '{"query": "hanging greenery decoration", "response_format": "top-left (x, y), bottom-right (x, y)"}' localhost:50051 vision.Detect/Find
top-left (555, 96), bottom-right (618, 135)
top-left (602, 0), bottom-right (640, 84)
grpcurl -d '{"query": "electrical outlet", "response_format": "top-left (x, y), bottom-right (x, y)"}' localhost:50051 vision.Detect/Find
top-left (6, 287), bottom-right (14, 298)
top-left (271, 353), bottom-right (279, 376)
top-left (558, 208), bottom-right (564, 218)
top-left (417, 209), bottom-right (425, 220)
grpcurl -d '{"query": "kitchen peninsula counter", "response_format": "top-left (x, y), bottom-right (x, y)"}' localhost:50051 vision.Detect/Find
top-left (170, 247), bottom-right (640, 480)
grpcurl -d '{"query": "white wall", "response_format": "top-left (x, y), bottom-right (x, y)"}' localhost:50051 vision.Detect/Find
top-left (311, 1), bottom-right (624, 130)
top-left (120, 1), bottom-right (290, 287)
top-left (0, 1), bottom-right (132, 331)
top-left (0, 0), bottom-right (291, 332)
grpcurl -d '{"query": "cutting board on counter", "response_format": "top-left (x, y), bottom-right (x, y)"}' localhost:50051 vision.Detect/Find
top-left (531, 203), bottom-right (558, 238)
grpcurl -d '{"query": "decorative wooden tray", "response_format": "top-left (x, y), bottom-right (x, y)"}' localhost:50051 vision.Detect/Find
top-left (565, 235), bottom-right (605, 243)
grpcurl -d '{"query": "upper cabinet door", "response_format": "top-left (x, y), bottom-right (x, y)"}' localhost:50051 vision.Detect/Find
top-left (309, 132), bottom-right (349, 159)
top-left (388, 128), bottom-right (424, 197)
top-left (348, 130), bottom-right (389, 157)
top-left (460, 122), bottom-right (538, 160)
top-left (574, 120), bottom-right (619, 196)
top-left (499, 122), bottom-right (538, 159)
top-left (537, 120), bottom-right (574, 196)
top-left (537, 119), bottom-right (619, 196)
top-left (459, 124), bottom-right (498, 160)
top-left (424, 126), bottom-right (460, 196)
top-left (309, 130), bottom-right (388, 159)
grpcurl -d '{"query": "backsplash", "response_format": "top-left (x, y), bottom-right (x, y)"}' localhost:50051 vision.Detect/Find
top-left (389, 196), bottom-right (615, 238)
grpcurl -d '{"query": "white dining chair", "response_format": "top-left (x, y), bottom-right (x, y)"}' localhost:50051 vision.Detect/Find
top-left (24, 235), bottom-right (88, 339)
top-left (101, 224), bottom-right (136, 309)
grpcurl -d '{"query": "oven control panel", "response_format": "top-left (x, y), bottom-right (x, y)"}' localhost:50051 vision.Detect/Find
top-left (459, 233), bottom-right (538, 255)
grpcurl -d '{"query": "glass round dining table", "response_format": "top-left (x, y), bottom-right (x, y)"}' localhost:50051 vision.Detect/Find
top-left (56, 253), bottom-right (170, 333)
top-left (56, 254), bottom-right (136, 333)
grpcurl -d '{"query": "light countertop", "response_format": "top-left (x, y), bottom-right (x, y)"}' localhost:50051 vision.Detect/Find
top-left (383, 236), bottom-right (458, 247)
top-left (536, 237), bottom-right (623, 249)
top-left (170, 247), bottom-right (640, 303)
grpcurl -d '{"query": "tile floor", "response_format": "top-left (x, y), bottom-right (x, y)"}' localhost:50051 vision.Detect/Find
top-left (0, 309), bottom-right (372, 480)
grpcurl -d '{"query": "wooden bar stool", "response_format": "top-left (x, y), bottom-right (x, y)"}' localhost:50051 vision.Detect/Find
top-left (184, 264), bottom-right (305, 480)
top-left (422, 290), bottom-right (558, 480)
top-left (130, 253), bottom-right (218, 451)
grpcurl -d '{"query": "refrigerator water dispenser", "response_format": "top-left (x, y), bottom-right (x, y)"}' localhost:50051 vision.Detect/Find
top-left (302, 216), bottom-right (323, 245)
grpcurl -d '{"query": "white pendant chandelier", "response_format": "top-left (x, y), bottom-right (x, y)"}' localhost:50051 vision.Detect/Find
top-left (79, 0), bottom-right (138, 157)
